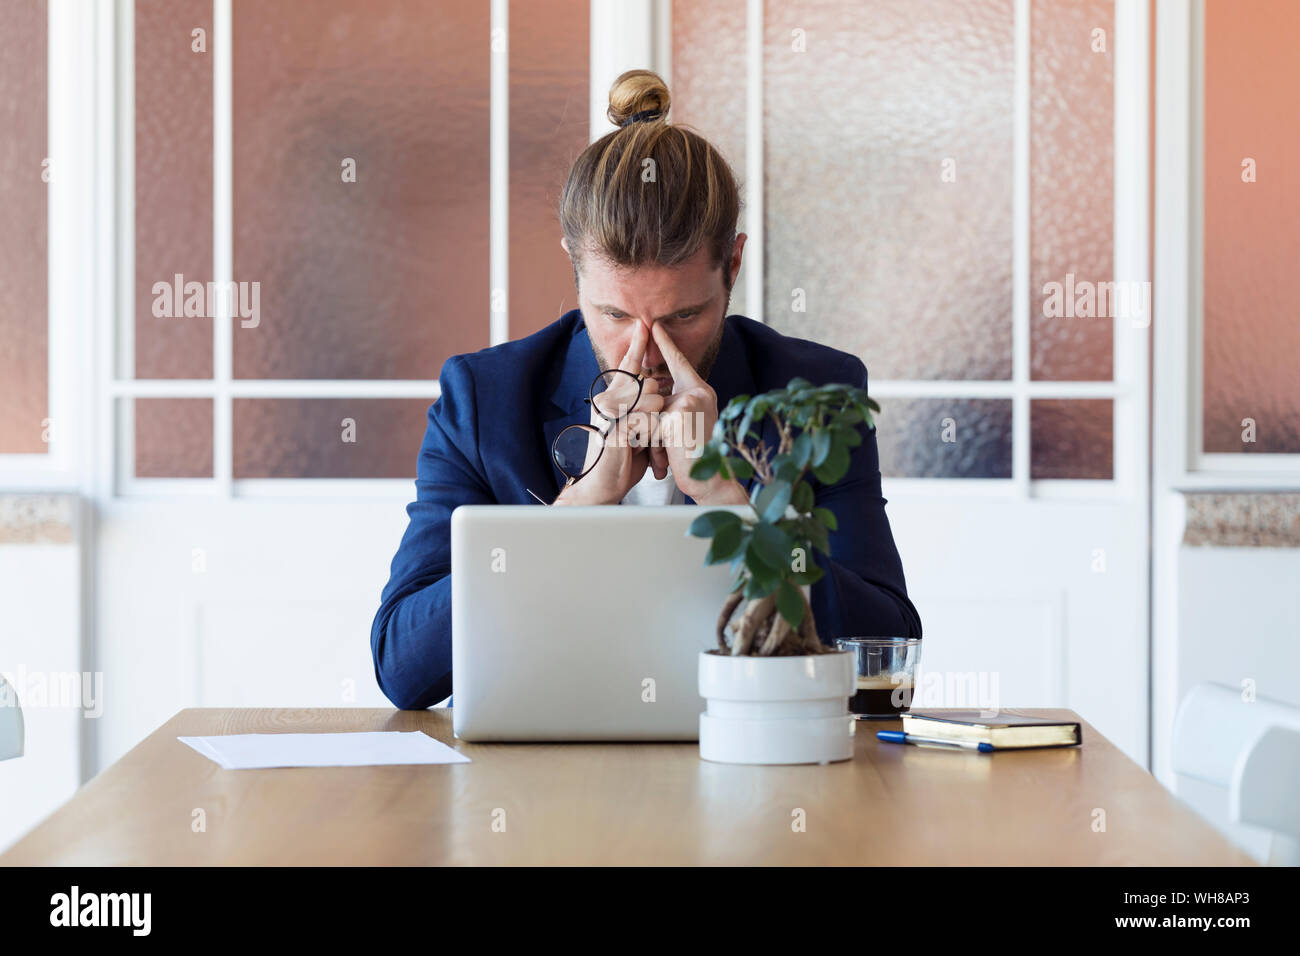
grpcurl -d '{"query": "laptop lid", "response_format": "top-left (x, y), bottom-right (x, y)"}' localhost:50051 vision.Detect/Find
top-left (451, 505), bottom-right (744, 741)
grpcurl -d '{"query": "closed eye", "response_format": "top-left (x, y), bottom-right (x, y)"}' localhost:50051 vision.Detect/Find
top-left (602, 310), bottom-right (699, 322)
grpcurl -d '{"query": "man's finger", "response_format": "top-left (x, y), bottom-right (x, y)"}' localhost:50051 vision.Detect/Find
top-left (651, 321), bottom-right (704, 390)
top-left (618, 320), bottom-right (650, 372)
top-left (649, 444), bottom-right (669, 480)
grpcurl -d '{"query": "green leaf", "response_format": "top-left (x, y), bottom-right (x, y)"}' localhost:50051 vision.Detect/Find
top-left (736, 409), bottom-right (754, 441)
top-left (811, 430), bottom-right (831, 466)
top-left (755, 481), bottom-right (792, 523)
top-left (774, 457), bottom-right (801, 483)
top-left (744, 572), bottom-right (776, 600)
top-left (812, 506), bottom-right (838, 531)
top-left (792, 479), bottom-right (815, 514)
top-left (705, 522), bottom-right (744, 564)
top-left (792, 430), bottom-right (812, 467)
top-left (726, 456), bottom-right (754, 480)
top-left (750, 521), bottom-right (794, 570)
top-left (791, 562), bottom-right (825, 587)
top-left (812, 442), bottom-right (850, 485)
top-left (687, 509), bottom-right (741, 538)
top-left (690, 454), bottom-right (721, 481)
top-left (802, 516), bottom-right (830, 555)
top-left (721, 395), bottom-right (749, 420)
top-left (775, 579), bottom-right (805, 630)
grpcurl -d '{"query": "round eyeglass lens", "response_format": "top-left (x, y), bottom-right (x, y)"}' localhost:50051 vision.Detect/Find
top-left (553, 423), bottom-right (603, 479)
top-left (591, 370), bottom-right (642, 421)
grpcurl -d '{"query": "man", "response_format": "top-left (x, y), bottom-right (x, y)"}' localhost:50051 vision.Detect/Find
top-left (371, 71), bottom-right (920, 709)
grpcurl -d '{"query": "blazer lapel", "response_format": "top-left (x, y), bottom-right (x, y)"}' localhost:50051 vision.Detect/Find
top-left (542, 322), bottom-right (601, 495)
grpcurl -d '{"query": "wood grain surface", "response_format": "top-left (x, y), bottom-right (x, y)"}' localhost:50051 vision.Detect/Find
top-left (0, 707), bottom-right (1256, 866)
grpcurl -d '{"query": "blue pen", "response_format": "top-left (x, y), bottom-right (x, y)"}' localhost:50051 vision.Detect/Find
top-left (877, 730), bottom-right (995, 753)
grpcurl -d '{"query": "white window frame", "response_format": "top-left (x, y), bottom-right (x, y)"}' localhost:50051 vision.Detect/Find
top-left (12, 0), bottom-right (1149, 503)
top-left (1151, 0), bottom-right (1300, 789)
top-left (0, 0), bottom-right (106, 494)
top-left (1155, 0), bottom-right (1300, 492)
top-left (736, 0), bottom-right (1150, 502)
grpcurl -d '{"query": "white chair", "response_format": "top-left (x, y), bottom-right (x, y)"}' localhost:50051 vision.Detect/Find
top-left (1173, 682), bottom-right (1300, 866)
top-left (0, 674), bottom-right (22, 760)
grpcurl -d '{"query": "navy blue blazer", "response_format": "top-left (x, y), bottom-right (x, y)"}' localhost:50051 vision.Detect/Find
top-left (371, 309), bottom-right (922, 710)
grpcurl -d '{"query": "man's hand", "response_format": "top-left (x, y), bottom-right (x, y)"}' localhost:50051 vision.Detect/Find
top-left (555, 322), bottom-right (664, 506)
top-left (651, 322), bottom-right (748, 506)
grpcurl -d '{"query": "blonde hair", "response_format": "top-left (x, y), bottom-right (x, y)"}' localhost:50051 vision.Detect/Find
top-left (558, 69), bottom-right (741, 289)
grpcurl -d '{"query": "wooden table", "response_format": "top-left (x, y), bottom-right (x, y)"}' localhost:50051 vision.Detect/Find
top-left (0, 707), bottom-right (1255, 866)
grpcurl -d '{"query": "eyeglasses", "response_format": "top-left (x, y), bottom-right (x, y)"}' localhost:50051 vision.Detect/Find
top-left (526, 369), bottom-right (647, 505)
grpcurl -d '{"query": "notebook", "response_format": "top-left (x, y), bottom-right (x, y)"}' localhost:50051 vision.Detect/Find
top-left (901, 710), bottom-right (1082, 750)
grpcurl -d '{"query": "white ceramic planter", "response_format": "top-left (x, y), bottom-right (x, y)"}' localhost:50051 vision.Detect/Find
top-left (698, 650), bottom-right (856, 765)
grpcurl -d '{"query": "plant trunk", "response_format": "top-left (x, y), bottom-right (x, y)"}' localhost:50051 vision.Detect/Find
top-left (719, 589), bottom-right (829, 656)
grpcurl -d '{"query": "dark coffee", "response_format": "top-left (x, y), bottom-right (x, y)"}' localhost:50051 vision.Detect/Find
top-left (849, 677), bottom-right (913, 717)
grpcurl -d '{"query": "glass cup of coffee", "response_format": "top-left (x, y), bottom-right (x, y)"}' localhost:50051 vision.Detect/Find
top-left (834, 637), bottom-right (921, 719)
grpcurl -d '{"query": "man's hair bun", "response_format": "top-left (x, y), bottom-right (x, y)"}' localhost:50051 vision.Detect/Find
top-left (606, 69), bottom-right (671, 128)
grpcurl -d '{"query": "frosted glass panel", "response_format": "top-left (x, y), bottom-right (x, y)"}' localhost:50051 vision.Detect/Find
top-left (233, 399), bottom-right (432, 478)
top-left (135, 399), bottom-right (213, 478)
top-left (764, 0), bottom-right (1014, 380)
top-left (1203, 0), bottom-right (1300, 453)
top-left (1030, 399), bottom-right (1112, 479)
top-left (673, 0), bottom-right (749, 320)
top-left (0, 0), bottom-right (47, 453)
top-left (231, 0), bottom-right (490, 379)
top-left (135, 0), bottom-right (213, 379)
top-left (876, 399), bottom-right (1012, 478)
top-left (508, 0), bottom-right (588, 339)
top-left (1030, 0), bottom-right (1113, 381)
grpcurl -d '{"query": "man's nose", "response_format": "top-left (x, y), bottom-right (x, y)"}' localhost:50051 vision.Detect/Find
top-left (642, 323), bottom-right (664, 370)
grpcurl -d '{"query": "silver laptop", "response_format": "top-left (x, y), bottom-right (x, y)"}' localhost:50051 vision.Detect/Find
top-left (451, 504), bottom-right (744, 741)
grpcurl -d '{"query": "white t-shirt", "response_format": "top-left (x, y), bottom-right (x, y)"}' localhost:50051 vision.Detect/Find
top-left (620, 466), bottom-right (686, 505)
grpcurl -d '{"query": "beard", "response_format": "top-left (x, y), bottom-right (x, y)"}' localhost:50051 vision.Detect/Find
top-left (587, 288), bottom-right (732, 390)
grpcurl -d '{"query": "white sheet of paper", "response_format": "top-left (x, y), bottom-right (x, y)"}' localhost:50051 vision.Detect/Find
top-left (177, 731), bottom-right (471, 769)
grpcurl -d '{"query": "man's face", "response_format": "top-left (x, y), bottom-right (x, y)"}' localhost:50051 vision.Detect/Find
top-left (564, 234), bottom-right (746, 396)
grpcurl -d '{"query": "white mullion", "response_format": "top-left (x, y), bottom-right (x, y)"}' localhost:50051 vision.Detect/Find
top-left (884, 478), bottom-right (1118, 499)
top-left (116, 0), bottom-right (133, 385)
top-left (589, 0), bottom-right (655, 140)
top-left (868, 380), bottom-right (1124, 399)
top-left (1114, 0), bottom-right (1150, 501)
top-left (1012, 0), bottom-right (1031, 496)
top-left (213, 0), bottom-right (232, 494)
top-left (490, 0), bottom-right (508, 346)
top-left (114, 390), bottom-right (134, 495)
top-left (111, 0), bottom-right (134, 498)
top-left (232, 478), bottom-right (416, 498)
top-left (108, 379), bottom-right (442, 399)
top-left (1188, 0), bottom-right (1206, 479)
top-left (1197, 454), bottom-right (1300, 474)
top-left (653, 0), bottom-right (671, 89)
top-left (745, 0), bottom-right (763, 324)
top-left (1151, 0), bottom-right (1195, 789)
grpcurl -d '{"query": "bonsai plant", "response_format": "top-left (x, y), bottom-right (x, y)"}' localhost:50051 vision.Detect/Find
top-left (687, 376), bottom-right (880, 657)
top-left (686, 376), bottom-right (879, 766)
